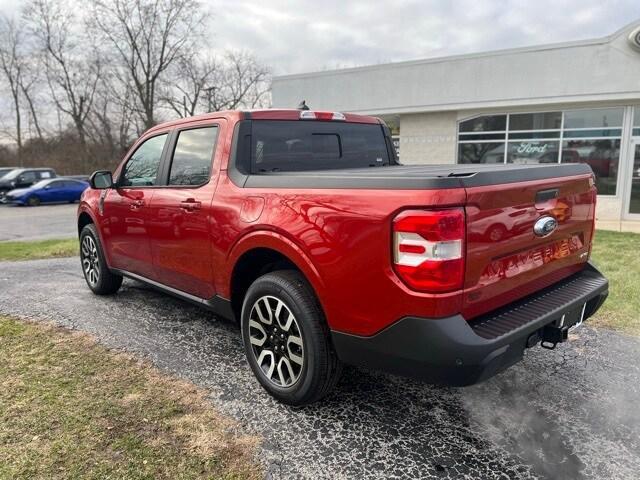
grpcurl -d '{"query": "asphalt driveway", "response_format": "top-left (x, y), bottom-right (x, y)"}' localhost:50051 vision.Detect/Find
top-left (1, 257), bottom-right (638, 479)
top-left (0, 203), bottom-right (78, 241)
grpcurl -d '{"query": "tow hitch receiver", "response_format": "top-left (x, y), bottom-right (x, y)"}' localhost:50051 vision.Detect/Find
top-left (540, 324), bottom-right (569, 349)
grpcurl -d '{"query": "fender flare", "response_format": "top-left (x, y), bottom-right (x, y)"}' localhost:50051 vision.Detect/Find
top-left (224, 229), bottom-right (327, 304)
top-left (77, 204), bottom-right (113, 267)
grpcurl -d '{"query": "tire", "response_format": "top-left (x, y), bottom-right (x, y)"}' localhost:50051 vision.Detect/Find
top-left (27, 195), bottom-right (41, 207)
top-left (241, 270), bottom-right (342, 405)
top-left (79, 224), bottom-right (123, 295)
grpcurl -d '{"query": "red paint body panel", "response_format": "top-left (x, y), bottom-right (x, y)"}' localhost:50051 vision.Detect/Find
top-left (462, 175), bottom-right (596, 319)
top-left (79, 109), bottom-right (598, 338)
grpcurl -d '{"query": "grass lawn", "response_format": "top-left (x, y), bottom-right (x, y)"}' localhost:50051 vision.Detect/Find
top-left (0, 238), bottom-right (78, 261)
top-left (0, 316), bottom-right (260, 480)
top-left (590, 230), bottom-right (640, 336)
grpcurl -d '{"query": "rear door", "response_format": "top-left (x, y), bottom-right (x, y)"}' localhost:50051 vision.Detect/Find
top-left (102, 132), bottom-right (169, 279)
top-left (463, 173), bottom-right (596, 319)
top-left (147, 122), bottom-right (222, 299)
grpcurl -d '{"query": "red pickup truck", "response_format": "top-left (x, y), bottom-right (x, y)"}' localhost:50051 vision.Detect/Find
top-left (78, 109), bottom-right (608, 405)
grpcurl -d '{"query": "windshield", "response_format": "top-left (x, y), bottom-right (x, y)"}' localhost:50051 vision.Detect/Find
top-left (250, 120), bottom-right (391, 173)
top-left (3, 169), bottom-right (23, 180)
top-left (30, 179), bottom-right (52, 189)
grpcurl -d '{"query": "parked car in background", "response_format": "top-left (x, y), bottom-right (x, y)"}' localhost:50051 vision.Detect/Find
top-left (5, 178), bottom-right (88, 206)
top-left (0, 167), bottom-right (18, 179)
top-left (66, 174), bottom-right (90, 182)
top-left (0, 168), bottom-right (57, 202)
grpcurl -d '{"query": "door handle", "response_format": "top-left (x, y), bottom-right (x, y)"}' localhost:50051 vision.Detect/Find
top-left (180, 199), bottom-right (202, 211)
top-left (129, 199), bottom-right (145, 210)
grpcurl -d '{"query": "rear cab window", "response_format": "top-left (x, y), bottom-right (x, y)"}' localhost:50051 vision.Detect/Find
top-left (250, 121), bottom-right (391, 173)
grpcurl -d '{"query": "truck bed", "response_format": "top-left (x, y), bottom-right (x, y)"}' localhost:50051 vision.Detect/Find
top-left (240, 163), bottom-right (593, 190)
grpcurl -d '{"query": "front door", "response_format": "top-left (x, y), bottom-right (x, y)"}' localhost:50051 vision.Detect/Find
top-left (39, 180), bottom-right (66, 203)
top-left (628, 138), bottom-right (640, 216)
top-left (102, 132), bottom-right (169, 279)
top-left (147, 124), bottom-right (220, 299)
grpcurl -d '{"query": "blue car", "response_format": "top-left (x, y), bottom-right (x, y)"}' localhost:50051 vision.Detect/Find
top-left (5, 178), bottom-right (89, 206)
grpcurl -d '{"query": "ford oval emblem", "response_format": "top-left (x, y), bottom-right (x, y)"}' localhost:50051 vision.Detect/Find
top-left (533, 216), bottom-right (558, 237)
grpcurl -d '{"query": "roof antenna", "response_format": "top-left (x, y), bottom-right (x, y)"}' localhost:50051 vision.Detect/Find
top-left (297, 100), bottom-right (310, 111)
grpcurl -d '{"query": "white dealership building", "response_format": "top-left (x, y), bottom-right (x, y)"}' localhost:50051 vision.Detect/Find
top-left (272, 21), bottom-right (640, 232)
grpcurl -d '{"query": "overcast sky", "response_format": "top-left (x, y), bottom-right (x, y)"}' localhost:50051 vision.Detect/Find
top-left (1, 0), bottom-right (639, 75)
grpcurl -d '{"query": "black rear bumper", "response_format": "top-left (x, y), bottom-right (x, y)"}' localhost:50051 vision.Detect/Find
top-left (331, 262), bottom-right (608, 386)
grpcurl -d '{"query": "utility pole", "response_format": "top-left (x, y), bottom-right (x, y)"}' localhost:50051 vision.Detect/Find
top-left (204, 86), bottom-right (217, 112)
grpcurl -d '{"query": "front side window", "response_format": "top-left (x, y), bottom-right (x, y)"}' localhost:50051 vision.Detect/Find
top-left (251, 121), bottom-right (390, 172)
top-left (120, 134), bottom-right (168, 187)
top-left (20, 171), bottom-right (37, 183)
top-left (168, 126), bottom-right (218, 186)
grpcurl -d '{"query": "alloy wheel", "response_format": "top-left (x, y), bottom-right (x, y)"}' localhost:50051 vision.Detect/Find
top-left (248, 295), bottom-right (304, 387)
top-left (81, 235), bottom-right (100, 286)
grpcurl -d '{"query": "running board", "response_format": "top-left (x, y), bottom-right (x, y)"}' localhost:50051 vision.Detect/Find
top-left (110, 268), bottom-right (235, 321)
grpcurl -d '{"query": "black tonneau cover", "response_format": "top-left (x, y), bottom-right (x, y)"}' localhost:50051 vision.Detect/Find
top-left (239, 163), bottom-right (593, 190)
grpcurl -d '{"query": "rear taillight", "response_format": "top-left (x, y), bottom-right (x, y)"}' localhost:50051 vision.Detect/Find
top-left (392, 208), bottom-right (465, 293)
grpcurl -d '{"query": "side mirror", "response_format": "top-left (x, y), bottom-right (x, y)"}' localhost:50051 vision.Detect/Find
top-left (44, 185), bottom-right (51, 190)
top-left (89, 170), bottom-right (113, 189)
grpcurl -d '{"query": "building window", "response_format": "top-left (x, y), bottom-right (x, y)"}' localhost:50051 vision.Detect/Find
top-left (458, 142), bottom-right (505, 164)
top-left (458, 107), bottom-right (624, 195)
top-left (634, 107), bottom-right (640, 137)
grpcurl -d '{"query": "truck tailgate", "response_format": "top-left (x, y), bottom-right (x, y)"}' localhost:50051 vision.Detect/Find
top-left (462, 173), bottom-right (596, 320)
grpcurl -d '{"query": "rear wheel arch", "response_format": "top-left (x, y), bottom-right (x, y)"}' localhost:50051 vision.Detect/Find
top-left (230, 247), bottom-right (307, 321)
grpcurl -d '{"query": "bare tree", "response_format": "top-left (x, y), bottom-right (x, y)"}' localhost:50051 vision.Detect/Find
top-left (19, 60), bottom-right (44, 141)
top-left (91, 0), bottom-right (206, 129)
top-left (24, 0), bottom-right (101, 149)
top-left (163, 50), bottom-right (271, 117)
top-left (87, 74), bottom-right (137, 158)
top-left (0, 16), bottom-right (25, 161)
top-left (217, 51), bottom-right (271, 110)
top-left (162, 54), bottom-right (218, 118)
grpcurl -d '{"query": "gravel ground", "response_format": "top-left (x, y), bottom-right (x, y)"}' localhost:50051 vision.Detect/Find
top-left (1, 257), bottom-right (639, 480)
top-left (0, 203), bottom-right (78, 241)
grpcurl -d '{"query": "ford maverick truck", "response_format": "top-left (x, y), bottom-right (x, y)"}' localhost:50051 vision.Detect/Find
top-left (78, 109), bottom-right (608, 405)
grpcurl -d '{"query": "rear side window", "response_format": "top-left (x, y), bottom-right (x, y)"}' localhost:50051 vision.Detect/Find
top-left (168, 126), bottom-right (218, 186)
top-left (121, 134), bottom-right (167, 187)
top-left (250, 121), bottom-right (390, 173)
top-left (39, 171), bottom-right (53, 179)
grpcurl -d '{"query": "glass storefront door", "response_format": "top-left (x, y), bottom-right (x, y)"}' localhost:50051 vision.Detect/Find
top-left (629, 139), bottom-right (640, 215)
